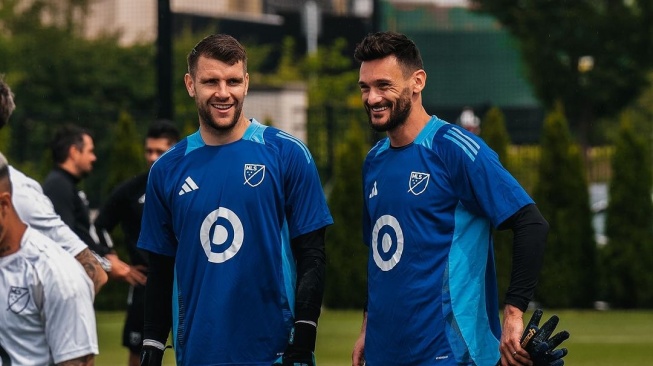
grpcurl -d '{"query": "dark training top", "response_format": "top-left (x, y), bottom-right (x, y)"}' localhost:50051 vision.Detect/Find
top-left (94, 172), bottom-right (150, 267)
top-left (42, 166), bottom-right (108, 256)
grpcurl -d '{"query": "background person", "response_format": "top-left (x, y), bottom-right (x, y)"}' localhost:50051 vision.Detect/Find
top-left (351, 32), bottom-right (548, 366)
top-left (0, 75), bottom-right (107, 293)
top-left (41, 124), bottom-right (129, 276)
top-left (0, 152), bottom-right (98, 366)
top-left (94, 119), bottom-right (180, 366)
top-left (138, 34), bottom-right (333, 366)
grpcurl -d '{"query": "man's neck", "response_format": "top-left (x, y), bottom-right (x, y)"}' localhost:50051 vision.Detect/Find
top-left (58, 161), bottom-right (80, 179)
top-left (200, 117), bottom-right (251, 146)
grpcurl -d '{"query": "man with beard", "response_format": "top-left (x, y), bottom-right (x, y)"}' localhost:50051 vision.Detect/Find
top-left (351, 32), bottom-right (549, 366)
top-left (137, 34), bottom-right (333, 366)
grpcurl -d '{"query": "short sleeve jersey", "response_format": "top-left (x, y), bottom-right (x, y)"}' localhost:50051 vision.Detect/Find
top-left (0, 228), bottom-right (98, 365)
top-left (138, 120), bottom-right (333, 365)
top-left (362, 116), bottom-right (533, 365)
top-left (9, 166), bottom-right (87, 257)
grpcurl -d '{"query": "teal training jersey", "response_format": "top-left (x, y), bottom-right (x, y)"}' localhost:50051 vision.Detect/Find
top-left (138, 120), bottom-right (333, 365)
top-left (362, 116), bottom-right (533, 365)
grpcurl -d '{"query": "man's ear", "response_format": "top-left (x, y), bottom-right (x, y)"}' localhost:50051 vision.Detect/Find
top-left (412, 69), bottom-right (426, 94)
top-left (184, 73), bottom-right (195, 97)
top-left (0, 191), bottom-right (11, 215)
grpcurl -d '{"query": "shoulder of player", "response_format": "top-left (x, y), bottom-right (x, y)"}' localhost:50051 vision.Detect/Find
top-left (260, 125), bottom-right (313, 162)
top-left (430, 123), bottom-right (486, 159)
top-left (21, 229), bottom-right (83, 275)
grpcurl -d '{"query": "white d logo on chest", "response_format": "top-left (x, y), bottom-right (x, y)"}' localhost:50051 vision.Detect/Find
top-left (372, 215), bottom-right (404, 271)
top-left (200, 207), bottom-right (244, 263)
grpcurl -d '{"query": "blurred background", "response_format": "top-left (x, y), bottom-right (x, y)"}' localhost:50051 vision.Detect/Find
top-left (2, 0), bottom-right (653, 313)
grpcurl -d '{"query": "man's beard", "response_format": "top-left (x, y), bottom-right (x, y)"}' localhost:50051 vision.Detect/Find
top-left (366, 88), bottom-right (412, 133)
top-left (197, 100), bottom-right (243, 132)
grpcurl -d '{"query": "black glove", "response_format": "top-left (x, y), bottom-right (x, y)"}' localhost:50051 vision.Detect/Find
top-left (520, 309), bottom-right (570, 366)
top-left (140, 340), bottom-right (169, 366)
top-left (273, 321), bottom-right (317, 366)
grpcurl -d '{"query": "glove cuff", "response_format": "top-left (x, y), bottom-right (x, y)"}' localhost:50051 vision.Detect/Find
top-left (143, 339), bottom-right (166, 351)
top-left (288, 321), bottom-right (317, 352)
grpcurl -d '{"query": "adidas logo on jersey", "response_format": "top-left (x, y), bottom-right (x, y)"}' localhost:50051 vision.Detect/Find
top-left (179, 176), bottom-right (199, 195)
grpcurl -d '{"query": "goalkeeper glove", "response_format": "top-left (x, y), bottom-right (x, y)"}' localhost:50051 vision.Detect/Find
top-left (140, 340), bottom-right (169, 366)
top-left (520, 309), bottom-right (570, 366)
top-left (273, 321), bottom-right (317, 366)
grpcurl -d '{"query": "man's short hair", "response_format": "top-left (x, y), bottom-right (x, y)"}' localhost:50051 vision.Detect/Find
top-left (187, 34), bottom-right (247, 76)
top-left (0, 75), bottom-right (16, 129)
top-left (147, 119), bottom-right (180, 144)
top-left (51, 124), bottom-right (92, 164)
top-left (354, 32), bottom-right (424, 76)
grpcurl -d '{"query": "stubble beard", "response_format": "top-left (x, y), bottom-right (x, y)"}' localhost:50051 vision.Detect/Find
top-left (197, 100), bottom-right (244, 133)
top-left (366, 88), bottom-right (412, 133)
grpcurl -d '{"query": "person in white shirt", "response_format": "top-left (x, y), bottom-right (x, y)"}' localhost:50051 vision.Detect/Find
top-left (0, 152), bottom-right (98, 365)
top-left (0, 74), bottom-right (107, 294)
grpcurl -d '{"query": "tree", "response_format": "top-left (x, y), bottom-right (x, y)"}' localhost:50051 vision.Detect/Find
top-left (2, 0), bottom-right (156, 205)
top-left (105, 110), bottom-right (144, 192)
top-left (480, 106), bottom-right (513, 302)
top-left (324, 121), bottom-right (369, 309)
top-left (602, 112), bottom-right (653, 308)
top-left (532, 104), bottom-right (597, 308)
top-left (471, 0), bottom-right (653, 147)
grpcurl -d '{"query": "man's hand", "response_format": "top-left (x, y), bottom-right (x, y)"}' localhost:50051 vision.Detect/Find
top-left (273, 321), bottom-right (317, 366)
top-left (273, 350), bottom-right (315, 366)
top-left (499, 304), bottom-right (529, 365)
top-left (520, 309), bottom-right (569, 366)
top-left (106, 254), bottom-right (147, 286)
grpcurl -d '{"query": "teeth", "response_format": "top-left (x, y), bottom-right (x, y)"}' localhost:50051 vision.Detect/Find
top-left (212, 104), bottom-right (231, 110)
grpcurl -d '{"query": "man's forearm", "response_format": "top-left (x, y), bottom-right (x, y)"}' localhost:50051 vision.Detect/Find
top-left (75, 248), bottom-right (108, 294)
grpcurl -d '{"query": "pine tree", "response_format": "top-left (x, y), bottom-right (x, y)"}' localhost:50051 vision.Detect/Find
top-left (480, 107), bottom-right (514, 303)
top-left (533, 103), bottom-right (597, 308)
top-left (602, 112), bottom-right (653, 307)
top-left (106, 110), bottom-right (143, 192)
top-left (324, 121), bottom-right (370, 308)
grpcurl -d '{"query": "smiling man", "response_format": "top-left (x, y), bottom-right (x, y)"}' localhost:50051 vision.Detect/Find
top-left (351, 32), bottom-right (549, 366)
top-left (137, 34), bottom-right (333, 366)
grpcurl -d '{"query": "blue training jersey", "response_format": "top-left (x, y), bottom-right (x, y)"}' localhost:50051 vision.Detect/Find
top-left (362, 116), bottom-right (533, 366)
top-left (138, 119), bottom-right (333, 366)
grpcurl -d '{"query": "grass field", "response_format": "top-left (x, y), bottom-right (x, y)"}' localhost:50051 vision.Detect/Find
top-left (96, 309), bottom-right (653, 365)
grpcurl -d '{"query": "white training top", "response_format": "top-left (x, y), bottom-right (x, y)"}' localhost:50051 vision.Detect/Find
top-left (9, 165), bottom-right (87, 257)
top-left (0, 227), bottom-right (98, 365)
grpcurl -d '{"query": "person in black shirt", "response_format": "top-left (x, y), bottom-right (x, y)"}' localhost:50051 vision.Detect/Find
top-left (94, 120), bottom-right (180, 366)
top-left (42, 124), bottom-right (116, 263)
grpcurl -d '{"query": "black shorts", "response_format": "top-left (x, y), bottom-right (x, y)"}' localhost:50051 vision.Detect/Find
top-left (122, 285), bottom-right (145, 353)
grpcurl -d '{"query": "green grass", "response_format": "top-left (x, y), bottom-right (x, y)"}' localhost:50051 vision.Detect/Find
top-left (96, 309), bottom-right (653, 365)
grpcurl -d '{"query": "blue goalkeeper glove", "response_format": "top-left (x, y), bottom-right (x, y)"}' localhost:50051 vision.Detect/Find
top-left (520, 309), bottom-right (570, 366)
top-left (273, 321), bottom-right (317, 366)
top-left (140, 340), bottom-right (169, 366)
